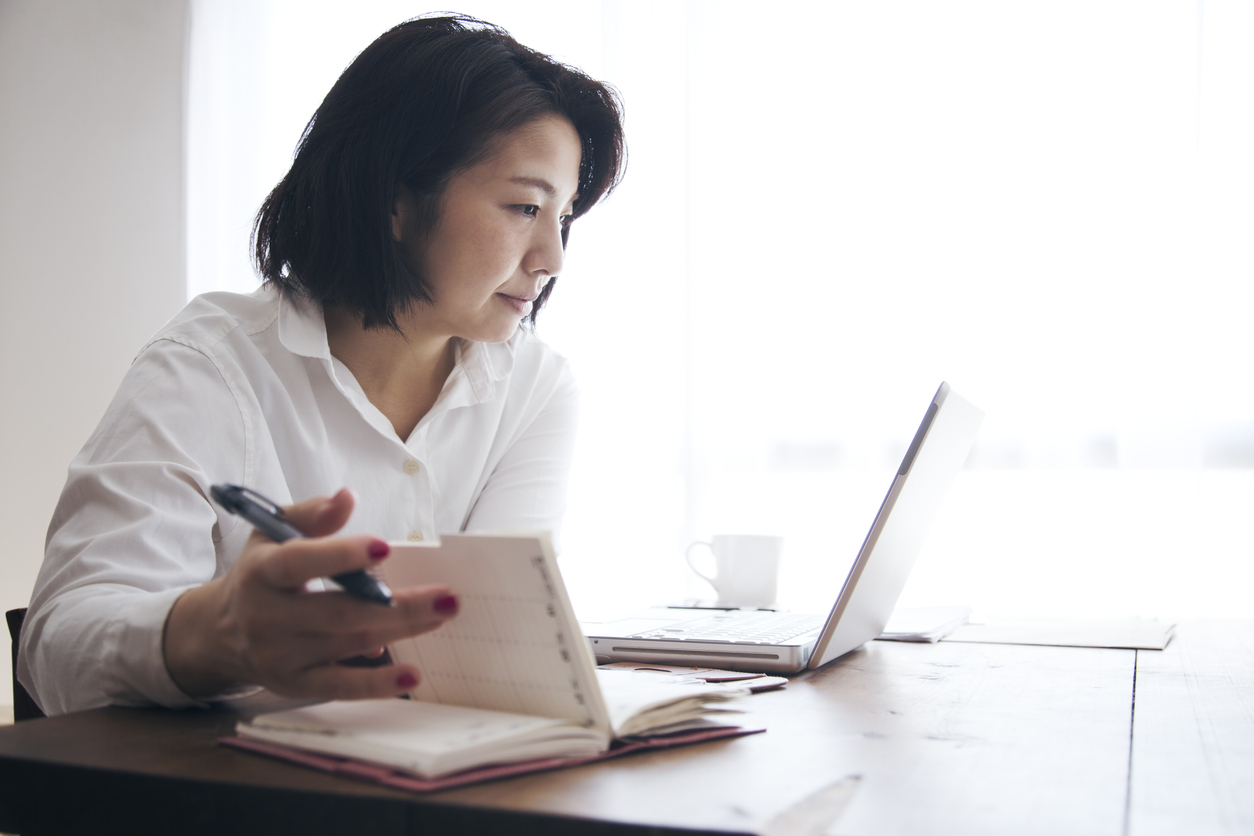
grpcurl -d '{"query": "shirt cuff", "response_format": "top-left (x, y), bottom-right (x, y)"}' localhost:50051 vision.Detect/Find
top-left (100, 586), bottom-right (221, 709)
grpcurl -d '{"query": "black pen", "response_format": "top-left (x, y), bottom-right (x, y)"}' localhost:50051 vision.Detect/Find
top-left (210, 483), bottom-right (394, 606)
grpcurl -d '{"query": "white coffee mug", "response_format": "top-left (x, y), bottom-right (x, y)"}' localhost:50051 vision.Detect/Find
top-left (685, 534), bottom-right (784, 608)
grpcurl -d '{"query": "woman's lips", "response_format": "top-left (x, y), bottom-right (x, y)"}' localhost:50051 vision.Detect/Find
top-left (497, 293), bottom-right (536, 314)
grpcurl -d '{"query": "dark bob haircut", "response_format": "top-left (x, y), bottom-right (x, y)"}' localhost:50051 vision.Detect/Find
top-left (253, 15), bottom-right (625, 330)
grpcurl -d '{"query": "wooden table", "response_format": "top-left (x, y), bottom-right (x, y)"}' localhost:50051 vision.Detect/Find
top-left (1, 619), bottom-right (1250, 835)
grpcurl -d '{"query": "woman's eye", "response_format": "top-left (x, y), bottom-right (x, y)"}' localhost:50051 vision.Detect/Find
top-left (515, 205), bottom-right (539, 217)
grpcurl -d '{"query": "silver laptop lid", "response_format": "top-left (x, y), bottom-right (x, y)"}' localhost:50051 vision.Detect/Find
top-left (807, 382), bottom-right (984, 669)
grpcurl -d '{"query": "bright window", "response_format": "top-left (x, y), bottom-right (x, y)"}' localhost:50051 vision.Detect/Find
top-left (188, 1), bottom-right (1254, 620)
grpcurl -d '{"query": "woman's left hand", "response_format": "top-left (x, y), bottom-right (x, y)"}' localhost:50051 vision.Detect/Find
top-left (162, 488), bottom-right (457, 701)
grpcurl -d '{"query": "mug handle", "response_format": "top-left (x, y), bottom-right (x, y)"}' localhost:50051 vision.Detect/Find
top-left (685, 541), bottom-right (718, 586)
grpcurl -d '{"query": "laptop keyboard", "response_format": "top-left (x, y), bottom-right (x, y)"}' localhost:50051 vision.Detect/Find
top-left (629, 611), bottom-right (824, 645)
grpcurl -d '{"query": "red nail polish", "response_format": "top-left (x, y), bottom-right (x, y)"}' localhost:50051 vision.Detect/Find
top-left (368, 540), bottom-right (390, 559)
top-left (396, 672), bottom-right (418, 689)
top-left (434, 594), bottom-right (458, 614)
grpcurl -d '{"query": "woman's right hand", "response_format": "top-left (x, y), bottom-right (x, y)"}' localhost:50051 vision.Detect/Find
top-left (162, 488), bottom-right (456, 701)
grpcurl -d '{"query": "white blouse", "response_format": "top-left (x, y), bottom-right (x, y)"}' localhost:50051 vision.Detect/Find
top-left (19, 287), bottom-right (579, 715)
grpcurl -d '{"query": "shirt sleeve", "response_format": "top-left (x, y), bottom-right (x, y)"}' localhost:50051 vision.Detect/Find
top-left (18, 338), bottom-right (251, 715)
top-left (461, 359), bottom-right (580, 548)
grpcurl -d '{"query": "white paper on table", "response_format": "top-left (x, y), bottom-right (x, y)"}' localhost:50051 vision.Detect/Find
top-left (877, 606), bottom-right (972, 643)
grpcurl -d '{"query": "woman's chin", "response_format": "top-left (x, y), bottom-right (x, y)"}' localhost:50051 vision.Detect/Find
top-left (466, 320), bottom-right (524, 344)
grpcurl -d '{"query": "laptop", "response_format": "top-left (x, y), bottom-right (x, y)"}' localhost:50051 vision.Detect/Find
top-left (583, 382), bottom-right (984, 674)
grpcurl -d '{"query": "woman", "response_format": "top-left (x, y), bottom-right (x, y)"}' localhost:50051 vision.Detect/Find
top-left (19, 15), bottom-right (624, 715)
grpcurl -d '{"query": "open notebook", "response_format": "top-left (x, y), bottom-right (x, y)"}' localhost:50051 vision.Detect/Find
top-left (226, 534), bottom-right (759, 788)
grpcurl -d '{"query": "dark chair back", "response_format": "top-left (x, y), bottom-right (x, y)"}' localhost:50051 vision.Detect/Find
top-left (6, 608), bottom-right (46, 721)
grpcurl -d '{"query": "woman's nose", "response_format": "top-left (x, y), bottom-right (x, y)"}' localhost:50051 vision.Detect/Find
top-left (525, 218), bottom-right (565, 279)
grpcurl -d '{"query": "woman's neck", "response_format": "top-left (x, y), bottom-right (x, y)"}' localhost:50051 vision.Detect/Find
top-left (323, 306), bottom-right (457, 441)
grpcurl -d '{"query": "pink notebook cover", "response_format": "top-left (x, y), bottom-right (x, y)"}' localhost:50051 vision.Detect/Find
top-left (221, 725), bottom-right (764, 793)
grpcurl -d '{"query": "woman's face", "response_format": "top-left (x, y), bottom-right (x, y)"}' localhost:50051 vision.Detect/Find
top-left (395, 115), bottom-right (582, 343)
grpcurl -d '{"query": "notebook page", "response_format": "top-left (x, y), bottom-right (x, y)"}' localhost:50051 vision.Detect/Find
top-left (382, 533), bottom-right (611, 734)
top-left (594, 669), bottom-right (749, 737)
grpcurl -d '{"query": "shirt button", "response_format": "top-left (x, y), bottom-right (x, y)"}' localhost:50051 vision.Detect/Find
top-left (403, 458), bottom-right (420, 475)
top-left (407, 531), bottom-right (424, 542)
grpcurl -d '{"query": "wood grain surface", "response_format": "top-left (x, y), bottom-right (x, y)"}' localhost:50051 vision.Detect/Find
top-left (1128, 618), bottom-right (1254, 836)
top-left (0, 636), bottom-right (1145, 836)
top-left (431, 639), bottom-right (1137, 835)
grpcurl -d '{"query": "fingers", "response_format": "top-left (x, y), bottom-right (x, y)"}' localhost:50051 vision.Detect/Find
top-left (254, 533), bottom-right (390, 591)
top-left (281, 488), bottom-right (356, 538)
top-left (212, 491), bottom-right (462, 702)
top-left (235, 586), bottom-right (456, 676)
top-left (257, 589), bottom-right (447, 699)
top-left (271, 585), bottom-right (458, 668)
top-left (272, 664), bottom-right (422, 702)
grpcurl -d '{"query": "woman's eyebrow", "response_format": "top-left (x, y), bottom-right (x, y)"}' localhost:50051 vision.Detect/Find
top-left (508, 176), bottom-right (578, 204)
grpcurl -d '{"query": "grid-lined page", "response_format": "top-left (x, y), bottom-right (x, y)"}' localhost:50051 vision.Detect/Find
top-left (382, 534), bottom-right (609, 732)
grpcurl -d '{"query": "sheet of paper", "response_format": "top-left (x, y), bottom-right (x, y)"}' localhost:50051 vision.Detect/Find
top-left (943, 618), bottom-right (1176, 650)
top-left (878, 606), bottom-right (972, 642)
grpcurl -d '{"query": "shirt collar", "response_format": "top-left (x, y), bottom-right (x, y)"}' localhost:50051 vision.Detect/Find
top-left (454, 334), bottom-right (518, 404)
top-left (275, 290), bottom-right (333, 361)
